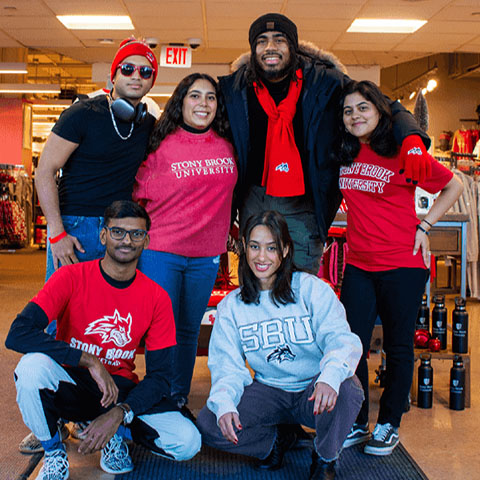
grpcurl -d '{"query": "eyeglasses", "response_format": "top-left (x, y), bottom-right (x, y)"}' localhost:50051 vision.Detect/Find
top-left (105, 226), bottom-right (148, 242)
top-left (117, 63), bottom-right (155, 80)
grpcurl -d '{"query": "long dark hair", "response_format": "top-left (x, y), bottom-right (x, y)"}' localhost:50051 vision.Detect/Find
top-left (239, 211), bottom-right (299, 306)
top-left (333, 80), bottom-right (398, 165)
top-left (147, 73), bottom-right (230, 153)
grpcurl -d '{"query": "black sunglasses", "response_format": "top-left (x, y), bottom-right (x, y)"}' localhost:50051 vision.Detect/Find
top-left (117, 63), bottom-right (154, 80)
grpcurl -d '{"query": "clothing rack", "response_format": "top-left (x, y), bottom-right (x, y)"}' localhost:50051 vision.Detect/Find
top-left (0, 163), bottom-right (25, 170)
top-left (450, 151), bottom-right (478, 168)
top-left (0, 165), bottom-right (28, 248)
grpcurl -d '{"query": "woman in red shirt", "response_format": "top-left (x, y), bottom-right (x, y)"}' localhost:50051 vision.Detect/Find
top-left (334, 80), bottom-right (462, 456)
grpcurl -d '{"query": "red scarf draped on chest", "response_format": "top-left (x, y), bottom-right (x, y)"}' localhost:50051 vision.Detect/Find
top-left (253, 69), bottom-right (305, 197)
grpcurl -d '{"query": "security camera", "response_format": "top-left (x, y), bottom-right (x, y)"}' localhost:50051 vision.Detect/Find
top-left (145, 37), bottom-right (159, 49)
top-left (187, 38), bottom-right (202, 50)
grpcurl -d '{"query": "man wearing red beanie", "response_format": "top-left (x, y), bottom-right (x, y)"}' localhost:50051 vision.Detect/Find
top-left (35, 37), bottom-right (157, 279)
top-left (20, 38), bottom-right (158, 456)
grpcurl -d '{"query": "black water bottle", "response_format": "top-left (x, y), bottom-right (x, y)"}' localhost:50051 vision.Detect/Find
top-left (416, 294), bottom-right (430, 332)
top-left (452, 297), bottom-right (468, 354)
top-left (432, 295), bottom-right (447, 350)
top-left (417, 353), bottom-right (433, 408)
top-left (449, 355), bottom-right (465, 411)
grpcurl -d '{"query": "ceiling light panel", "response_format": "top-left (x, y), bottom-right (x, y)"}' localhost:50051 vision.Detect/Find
top-left (57, 15), bottom-right (134, 30)
top-left (0, 62), bottom-right (27, 74)
top-left (348, 19), bottom-right (427, 33)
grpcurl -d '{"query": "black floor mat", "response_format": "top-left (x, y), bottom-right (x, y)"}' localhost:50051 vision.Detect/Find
top-left (117, 442), bottom-right (428, 480)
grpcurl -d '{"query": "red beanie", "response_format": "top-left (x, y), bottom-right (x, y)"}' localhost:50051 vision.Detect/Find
top-left (110, 37), bottom-right (158, 84)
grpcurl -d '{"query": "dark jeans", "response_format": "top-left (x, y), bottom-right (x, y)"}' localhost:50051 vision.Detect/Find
top-left (197, 376), bottom-right (364, 462)
top-left (239, 185), bottom-right (323, 273)
top-left (340, 265), bottom-right (428, 428)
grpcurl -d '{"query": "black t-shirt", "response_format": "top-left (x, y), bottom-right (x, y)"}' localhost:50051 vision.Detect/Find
top-left (246, 76), bottom-right (305, 187)
top-left (52, 95), bottom-right (155, 216)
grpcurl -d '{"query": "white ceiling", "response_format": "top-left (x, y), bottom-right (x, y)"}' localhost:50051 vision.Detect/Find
top-left (0, 0), bottom-right (479, 68)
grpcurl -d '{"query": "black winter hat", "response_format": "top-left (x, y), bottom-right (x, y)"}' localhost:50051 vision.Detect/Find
top-left (248, 13), bottom-right (298, 51)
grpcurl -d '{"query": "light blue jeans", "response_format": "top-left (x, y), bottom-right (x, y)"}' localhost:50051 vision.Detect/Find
top-left (138, 250), bottom-right (220, 403)
top-left (45, 215), bottom-right (105, 336)
top-left (46, 215), bottom-right (105, 281)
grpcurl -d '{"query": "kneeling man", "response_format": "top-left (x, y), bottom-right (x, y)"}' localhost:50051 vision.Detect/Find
top-left (6, 200), bottom-right (200, 479)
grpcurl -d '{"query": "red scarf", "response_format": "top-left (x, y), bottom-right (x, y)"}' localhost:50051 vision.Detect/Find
top-left (253, 69), bottom-right (304, 197)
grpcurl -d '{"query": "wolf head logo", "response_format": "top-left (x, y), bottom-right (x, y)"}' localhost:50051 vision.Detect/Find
top-left (85, 309), bottom-right (132, 348)
top-left (267, 345), bottom-right (296, 363)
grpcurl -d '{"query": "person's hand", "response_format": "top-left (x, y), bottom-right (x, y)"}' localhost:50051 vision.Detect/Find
top-left (50, 234), bottom-right (85, 270)
top-left (77, 407), bottom-right (123, 454)
top-left (308, 382), bottom-right (338, 415)
top-left (413, 228), bottom-right (431, 268)
top-left (79, 353), bottom-right (119, 408)
top-left (218, 412), bottom-right (242, 444)
top-left (398, 135), bottom-right (432, 184)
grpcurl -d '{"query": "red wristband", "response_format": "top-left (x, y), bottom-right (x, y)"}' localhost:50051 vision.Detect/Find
top-left (49, 231), bottom-right (67, 244)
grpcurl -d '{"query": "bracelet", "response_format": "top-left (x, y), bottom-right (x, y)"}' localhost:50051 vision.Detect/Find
top-left (416, 224), bottom-right (429, 235)
top-left (422, 219), bottom-right (433, 228)
top-left (49, 231), bottom-right (67, 244)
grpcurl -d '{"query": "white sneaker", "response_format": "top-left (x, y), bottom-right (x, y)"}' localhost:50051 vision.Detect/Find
top-left (100, 434), bottom-right (134, 474)
top-left (364, 422), bottom-right (399, 456)
top-left (35, 448), bottom-right (69, 480)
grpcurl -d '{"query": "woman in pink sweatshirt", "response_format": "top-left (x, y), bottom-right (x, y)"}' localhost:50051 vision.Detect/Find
top-left (133, 73), bottom-right (237, 415)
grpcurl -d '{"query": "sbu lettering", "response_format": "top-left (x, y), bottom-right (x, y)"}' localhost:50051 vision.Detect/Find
top-left (239, 316), bottom-right (314, 352)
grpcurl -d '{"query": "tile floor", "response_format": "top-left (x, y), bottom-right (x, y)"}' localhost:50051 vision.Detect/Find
top-left (1, 248), bottom-right (479, 479)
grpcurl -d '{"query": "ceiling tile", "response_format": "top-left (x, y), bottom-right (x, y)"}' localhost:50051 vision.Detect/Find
top-left (44, 0), bottom-right (125, 15)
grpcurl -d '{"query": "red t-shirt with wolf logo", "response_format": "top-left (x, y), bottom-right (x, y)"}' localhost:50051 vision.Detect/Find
top-left (32, 259), bottom-right (176, 383)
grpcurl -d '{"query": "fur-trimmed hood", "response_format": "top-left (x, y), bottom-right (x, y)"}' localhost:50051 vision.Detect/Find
top-left (230, 40), bottom-right (347, 75)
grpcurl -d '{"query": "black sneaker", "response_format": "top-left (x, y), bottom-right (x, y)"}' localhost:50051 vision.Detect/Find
top-left (343, 423), bottom-right (370, 448)
top-left (310, 451), bottom-right (336, 480)
top-left (255, 426), bottom-right (297, 471)
top-left (363, 423), bottom-right (399, 456)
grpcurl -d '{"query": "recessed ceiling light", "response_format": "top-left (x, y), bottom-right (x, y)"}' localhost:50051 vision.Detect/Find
top-left (347, 18), bottom-right (427, 33)
top-left (0, 84), bottom-right (61, 94)
top-left (57, 15), bottom-right (134, 30)
top-left (0, 62), bottom-right (28, 74)
top-left (99, 39), bottom-right (114, 45)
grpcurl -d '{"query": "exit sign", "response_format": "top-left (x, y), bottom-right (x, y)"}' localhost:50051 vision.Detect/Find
top-left (160, 45), bottom-right (192, 68)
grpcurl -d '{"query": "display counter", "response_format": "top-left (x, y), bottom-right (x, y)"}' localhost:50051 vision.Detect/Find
top-left (332, 213), bottom-right (469, 298)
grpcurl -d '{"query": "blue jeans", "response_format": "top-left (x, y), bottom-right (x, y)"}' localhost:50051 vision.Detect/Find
top-left (46, 215), bottom-right (105, 281)
top-left (138, 250), bottom-right (220, 402)
top-left (45, 216), bottom-right (105, 336)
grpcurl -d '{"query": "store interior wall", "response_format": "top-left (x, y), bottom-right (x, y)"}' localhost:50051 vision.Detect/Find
top-left (381, 54), bottom-right (480, 146)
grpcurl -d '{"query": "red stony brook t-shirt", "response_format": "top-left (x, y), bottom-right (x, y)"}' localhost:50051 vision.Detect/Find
top-left (339, 144), bottom-right (453, 271)
top-left (32, 260), bottom-right (176, 383)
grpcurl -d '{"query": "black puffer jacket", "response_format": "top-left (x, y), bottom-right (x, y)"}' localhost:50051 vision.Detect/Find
top-left (219, 41), bottom-right (429, 243)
